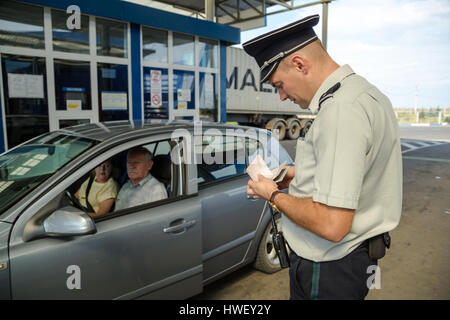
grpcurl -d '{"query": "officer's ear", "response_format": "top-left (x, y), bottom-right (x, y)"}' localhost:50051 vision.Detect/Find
top-left (290, 55), bottom-right (308, 74)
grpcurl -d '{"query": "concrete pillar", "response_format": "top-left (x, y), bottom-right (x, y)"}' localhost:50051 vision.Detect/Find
top-left (322, 1), bottom-right (329, 50)
top-left (205, 0), bottom-right (215, 21)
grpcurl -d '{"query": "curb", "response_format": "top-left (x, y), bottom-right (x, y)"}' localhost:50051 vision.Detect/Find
top-left (399, 123), bottom-right (448, 127)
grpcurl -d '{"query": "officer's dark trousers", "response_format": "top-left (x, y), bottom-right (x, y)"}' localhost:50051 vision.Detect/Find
top-left (289, 246), bottom-right (377, 300)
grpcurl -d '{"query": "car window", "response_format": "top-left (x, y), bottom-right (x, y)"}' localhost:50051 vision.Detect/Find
top-left (145, 140), bottom-right (171, 157)
top-left (0, 132), bottom-right (96, 217)
top-left (246, 137), bottom-right (264, 165)
top-left (195, 135), bottom-right (246, 185)
top-left (62, 139), bottom-right (175, 220)
top-left (267, 134), bottom-right (294, 168)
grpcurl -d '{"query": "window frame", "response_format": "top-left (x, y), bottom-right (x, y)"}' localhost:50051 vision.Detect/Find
top-left (0, 5), bottom-right (132, 150)
top-left (18, 133), bottom-right (186, 226)
top-left (140, 27), bottom-right (220, 122)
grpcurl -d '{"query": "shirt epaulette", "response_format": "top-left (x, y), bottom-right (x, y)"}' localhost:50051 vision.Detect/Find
top-left (318, 82), bottom-right (341, 111)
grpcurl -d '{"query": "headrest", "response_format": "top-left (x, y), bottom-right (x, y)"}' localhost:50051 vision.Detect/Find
top-left (151, 154), bottom-right (171, 185)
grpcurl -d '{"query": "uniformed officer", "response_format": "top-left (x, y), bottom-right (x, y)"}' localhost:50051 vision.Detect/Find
top-left (245, 15), bottom-right (402, 300)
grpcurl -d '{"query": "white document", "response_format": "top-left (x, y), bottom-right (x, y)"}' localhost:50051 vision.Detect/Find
top-left (177, 101), bottom-right (187, 109)
top-left (246, 154), bottom-right (287, 182)
top-left (205, 73), bottom-right (213, 91)
top-left (8, 73), bottom-right (44, 99)
top-left (101, 92), bottom-right (127, 110)
top-left (66, 99), bottom-right (82, 110)
top-left (204, 90), bottom-right (214, 108)
top-left (177, 89), bottom-right (191, 102)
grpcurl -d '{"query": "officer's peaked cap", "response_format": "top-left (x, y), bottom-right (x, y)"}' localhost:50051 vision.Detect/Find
top-left (242, 15), bottom-right (320, 83)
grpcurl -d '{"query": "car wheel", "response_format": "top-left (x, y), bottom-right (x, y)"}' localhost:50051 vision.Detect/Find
top-left (254, 213), bottom-right (285, 274)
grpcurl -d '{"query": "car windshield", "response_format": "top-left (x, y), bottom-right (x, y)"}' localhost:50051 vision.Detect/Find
top-left (0, 132), bottom-right (97, 216)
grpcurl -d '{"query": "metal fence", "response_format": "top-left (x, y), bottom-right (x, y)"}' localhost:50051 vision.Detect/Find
top-left (395, 109), bottom-right (450, 124)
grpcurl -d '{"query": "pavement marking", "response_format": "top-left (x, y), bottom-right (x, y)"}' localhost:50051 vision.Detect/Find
top-left (401, 139), bottom-right (450, 154)
top-left (402, 156), bottom-right (450, 164)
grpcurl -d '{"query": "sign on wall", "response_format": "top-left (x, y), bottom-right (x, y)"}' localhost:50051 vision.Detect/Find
top-left (7, 73), bottom-right (44, 99)
top-left (150, 69), bottom-right (162, 108)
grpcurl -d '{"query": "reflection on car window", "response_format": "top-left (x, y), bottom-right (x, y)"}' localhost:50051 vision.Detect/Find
top-left (195, 135), bottom-right (246, 185)
top-left (246, 137), bottom-right (264, 165)
top-left (0, 132), bottom-right (97, 216)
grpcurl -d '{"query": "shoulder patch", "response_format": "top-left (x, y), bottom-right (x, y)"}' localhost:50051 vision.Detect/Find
top-left (318, 82), bottom-right (341, 111)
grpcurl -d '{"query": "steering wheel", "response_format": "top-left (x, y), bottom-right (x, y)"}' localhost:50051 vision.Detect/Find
top-left (65, 190), bottom-right (89, 213)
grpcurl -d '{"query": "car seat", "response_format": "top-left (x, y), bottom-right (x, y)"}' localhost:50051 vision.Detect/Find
top-left (150, 154), bottom-right (172, 197)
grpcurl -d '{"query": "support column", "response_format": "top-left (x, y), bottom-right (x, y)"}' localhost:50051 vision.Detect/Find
top-left (322, 1), bottom-right (329, 50)
top-left (205, 0), bottom-right (215, 21)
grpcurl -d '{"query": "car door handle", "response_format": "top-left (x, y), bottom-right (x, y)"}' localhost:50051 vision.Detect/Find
top-left (163, 219), bottom-right (196, 234)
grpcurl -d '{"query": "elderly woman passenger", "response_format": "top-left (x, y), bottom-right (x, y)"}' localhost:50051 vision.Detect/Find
top-left (75, 159), bottom-right (119, 218)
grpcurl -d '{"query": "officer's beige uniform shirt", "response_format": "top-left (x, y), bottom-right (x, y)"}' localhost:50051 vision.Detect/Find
top-left (283, 64), bottom-right (402, 262)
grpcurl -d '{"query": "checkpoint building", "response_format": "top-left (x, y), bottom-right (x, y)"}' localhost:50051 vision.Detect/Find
top-left (0, 0), bottom-right (240, 153)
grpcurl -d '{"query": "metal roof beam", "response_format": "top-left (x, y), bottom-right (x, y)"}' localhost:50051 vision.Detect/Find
top-left (265, 0), bottom-right (292, 9)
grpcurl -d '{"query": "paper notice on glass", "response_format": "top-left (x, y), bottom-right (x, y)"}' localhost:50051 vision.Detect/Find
top-left (150, 88), bottom-right (162, 107)
top-left (205, 73), bottom-right (213, 91)
top-left (177, 101), bottom-right (187, 109)
top-left (177, 89), bottom-right (191, 102)
top-left (67, 100), bottom-right (82, 110)
top-left (150, 70), bottom-right (162, 88)
top-left (246, 154), bottom-right (287, 183)
top-left (7, 73), bottom-right (44, 99)
top-left (101, 92), bottom-right (127, 110)
top-left (204, 90), bottom-right (214, 108)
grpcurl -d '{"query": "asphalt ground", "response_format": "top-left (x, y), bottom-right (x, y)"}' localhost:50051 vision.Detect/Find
top-left (193, 127), bottom-right (450, 300)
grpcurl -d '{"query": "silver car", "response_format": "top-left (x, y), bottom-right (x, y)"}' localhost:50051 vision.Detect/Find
top-left (0, 120), bottom-right (293, 299)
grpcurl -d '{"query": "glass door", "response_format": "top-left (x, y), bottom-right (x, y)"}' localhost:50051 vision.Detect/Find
top-left (51, 58), bottom-right (97, 130)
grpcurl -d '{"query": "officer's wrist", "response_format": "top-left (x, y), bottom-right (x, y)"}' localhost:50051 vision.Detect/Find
top-left (269, 190), bottom-right (283, 203)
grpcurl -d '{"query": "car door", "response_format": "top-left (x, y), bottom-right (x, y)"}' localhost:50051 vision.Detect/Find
top-left (195, 132), bottom-right (266, 282)
top-left (8, 135), bottom-right (202, 299)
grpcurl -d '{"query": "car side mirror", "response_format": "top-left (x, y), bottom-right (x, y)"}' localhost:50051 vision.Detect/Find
top-left (43, 206), bottom-right (96, 237)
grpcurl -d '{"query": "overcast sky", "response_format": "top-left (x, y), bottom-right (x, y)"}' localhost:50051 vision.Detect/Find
top-left (237, 0), bottom-right (450, 109)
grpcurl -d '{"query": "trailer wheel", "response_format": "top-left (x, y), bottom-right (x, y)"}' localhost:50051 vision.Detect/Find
top-left (300, 119), bottom-right (313, 138)
top-left (286, 118), bottom-right (301, 140)
top-left (266, 118), bottom-right (286, 140)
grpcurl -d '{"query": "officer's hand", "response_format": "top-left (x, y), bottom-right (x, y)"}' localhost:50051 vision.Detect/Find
top-left (247, 174), bottom-right (279, 201)
top-left (277, 165), bottom-right (295, 190)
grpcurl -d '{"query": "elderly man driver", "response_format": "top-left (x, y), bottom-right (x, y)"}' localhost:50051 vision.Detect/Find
top-left (115, 147), bottom-right (168, 211)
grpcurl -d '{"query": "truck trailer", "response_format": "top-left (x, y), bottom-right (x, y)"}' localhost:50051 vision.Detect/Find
top-left (226, 47), bottom-right (315, 140)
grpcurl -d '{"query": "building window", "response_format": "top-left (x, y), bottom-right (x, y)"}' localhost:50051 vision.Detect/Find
top-left (142, 27), bottom-right (168, 64)
top-left (54, 59), bottom-right (91, 111)
top-left (144, 67), bottom-right (169, 119)
top-left (173, 33), bottom-right (194, 66)
top-left (97, 63), bottom-right (129, 121)
top-left (199, 72), bottom-right (218, 122)
top-left (0, 1), bottom-right (44, 49)
top-left (198, 38), bottom-right (218, 68)
top-left (51, 9), bottom-right (90, 54)
top-left (173, 70), bottom-right (195, 115)
top-left (1, 54), bottom-right (48, 149)
top-left (96, 17), bottom-right (128, 58)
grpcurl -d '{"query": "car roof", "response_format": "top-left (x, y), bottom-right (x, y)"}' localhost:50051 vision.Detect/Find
top-left (57, 120), bottom-right (266, 142)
